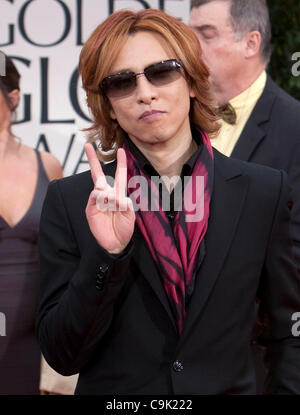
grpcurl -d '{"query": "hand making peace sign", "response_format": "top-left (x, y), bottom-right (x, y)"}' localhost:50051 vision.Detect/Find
top-left (84, 143), bottom-right (135, 254)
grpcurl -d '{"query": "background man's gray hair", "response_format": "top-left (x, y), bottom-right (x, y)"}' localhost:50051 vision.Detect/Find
top-left (191, 0), bottom-right (272, 64)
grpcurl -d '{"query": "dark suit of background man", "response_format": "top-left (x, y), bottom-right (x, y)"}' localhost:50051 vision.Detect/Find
top-left (190, 0), bottom-right (300, 393)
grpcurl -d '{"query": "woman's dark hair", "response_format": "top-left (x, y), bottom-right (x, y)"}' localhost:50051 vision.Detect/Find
top-left (0, 51), bottom-right (20, 109)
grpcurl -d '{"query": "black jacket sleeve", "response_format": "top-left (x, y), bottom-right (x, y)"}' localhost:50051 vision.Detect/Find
top-left (36, 179), bottom-right (133, 376)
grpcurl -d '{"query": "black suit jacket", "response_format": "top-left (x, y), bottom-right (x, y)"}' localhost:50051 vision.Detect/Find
top-left (36, 149), bottom-right (300, 394)
top-left (231, 75), bottom-right (300, 266)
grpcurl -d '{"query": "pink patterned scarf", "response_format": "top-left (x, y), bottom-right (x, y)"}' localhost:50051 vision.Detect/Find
top-left (124, 129), bottom-right (214, 334)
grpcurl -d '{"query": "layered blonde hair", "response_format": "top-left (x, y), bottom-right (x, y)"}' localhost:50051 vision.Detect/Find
top-left (79, 8), bottom-right (219, 161)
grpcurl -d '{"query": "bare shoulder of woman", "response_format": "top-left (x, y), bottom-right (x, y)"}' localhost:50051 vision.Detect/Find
top-left (39, 150), bottom-right (63, 181)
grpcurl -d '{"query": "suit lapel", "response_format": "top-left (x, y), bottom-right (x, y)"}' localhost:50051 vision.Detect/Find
top-left (231, 76), bottom-right (276, 161)
top-left (179, 151), bottom-right (249, 342)
top-left (132, 227), bottom-right (178, 332)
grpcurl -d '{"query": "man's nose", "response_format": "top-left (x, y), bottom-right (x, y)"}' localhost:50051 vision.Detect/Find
top-left (135, 74), bottom-right (158, 104)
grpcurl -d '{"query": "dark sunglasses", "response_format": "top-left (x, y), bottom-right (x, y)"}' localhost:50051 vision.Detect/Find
top-left (99, 59), bottom-right (183, 98)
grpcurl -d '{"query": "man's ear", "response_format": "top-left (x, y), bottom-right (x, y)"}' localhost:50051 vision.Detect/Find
top-left (189, 86), bottom-right (196, 99)
top-left (8, 89), bottom-right (20, 110)
top-left (110, 107), bottom-right (117, 120)
top-left (244, 31), bottom-right (261, 59)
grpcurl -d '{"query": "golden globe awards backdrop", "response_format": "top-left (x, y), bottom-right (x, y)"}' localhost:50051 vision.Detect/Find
top-left (0, 0), bottom-right (191, 177)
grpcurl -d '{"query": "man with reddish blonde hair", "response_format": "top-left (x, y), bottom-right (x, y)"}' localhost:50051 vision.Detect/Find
top-left (37, 9), bottom-right (300, 395)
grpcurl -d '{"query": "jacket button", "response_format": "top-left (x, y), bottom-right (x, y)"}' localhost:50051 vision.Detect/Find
top-left (99, 264), bottom-right (109, 273)
top-left (173, 360), bottom-right (184, 372)
top-left (96, 273), bottom-right (105, 281)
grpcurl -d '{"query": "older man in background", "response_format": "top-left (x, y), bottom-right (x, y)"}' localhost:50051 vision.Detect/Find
top-left (190, 0), bottom-right (300, 394)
